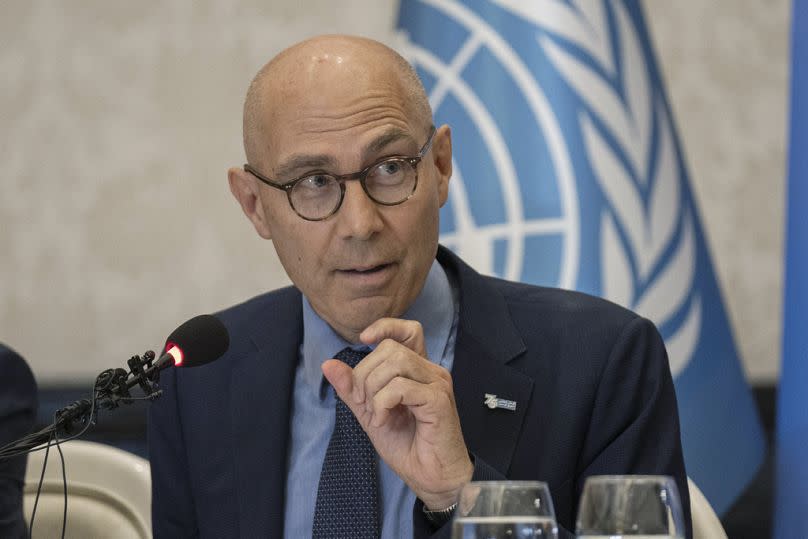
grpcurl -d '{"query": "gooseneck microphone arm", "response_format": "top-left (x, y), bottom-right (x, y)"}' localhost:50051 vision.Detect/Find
top-left (52, 349), bottom-right (172, 436)
top-left (0, 314), bottom-right (230, 460)
top-left (0, 314), bottom-right (229, 539)
top-left (0, 348), bottom-right (173, 459)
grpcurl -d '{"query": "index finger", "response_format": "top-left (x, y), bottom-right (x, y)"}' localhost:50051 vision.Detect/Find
top-left (360, 318), bottom-right (427, 357)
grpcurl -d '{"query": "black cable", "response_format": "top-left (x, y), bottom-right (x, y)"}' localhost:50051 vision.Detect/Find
top-left (52, 382), bottom-right (100, 446)
top-left (3, 362), bottom-right (154, 461)
top-left (28, 431), bottom-right (54, 539)
top-left (0, 425), bottom-right (58, 459)
top-left (53, 427), bottom-right (67, 539)
top-left (24, 370), bottom-right (105, 537)
top-left (1, 382), bottom-right (99, 461)
top-left (0, 431), bottom-right (59, 460)
top-left (1, 372), bottom-right (104, 461)
top-left (2, 362), bottom-right (148, 461)
top-left (4, 360), bottom-right (161, 538)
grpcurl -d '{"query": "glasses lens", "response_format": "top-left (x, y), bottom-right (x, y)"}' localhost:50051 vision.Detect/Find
top-left (290, 174), bottom-right (342, 220)
top-left (365, 158), bottom-right (417, 204)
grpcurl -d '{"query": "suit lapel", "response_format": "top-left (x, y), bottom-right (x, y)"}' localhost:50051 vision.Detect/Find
top-left (439, 247), bottom-right (535, 476)
top-left (453, 336), bottom-right (535, 475)
top-left (230, 289), bottom-right (303, 538)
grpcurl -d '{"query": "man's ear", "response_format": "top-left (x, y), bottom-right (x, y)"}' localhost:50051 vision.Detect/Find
top-left (431, 125), bottom-right (453, 207)
top-left (227, 167), bottom-right (273, 239)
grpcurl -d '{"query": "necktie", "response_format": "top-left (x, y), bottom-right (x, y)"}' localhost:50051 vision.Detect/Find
top-left (312, 347), bottom-right (380, 538)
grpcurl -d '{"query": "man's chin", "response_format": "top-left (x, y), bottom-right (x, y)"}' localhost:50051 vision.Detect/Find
top-left (326, 297), bottom-right (404, 343)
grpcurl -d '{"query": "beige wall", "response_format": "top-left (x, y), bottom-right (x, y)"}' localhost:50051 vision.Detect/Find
top-left (0, 1), bottom-right (788, 384)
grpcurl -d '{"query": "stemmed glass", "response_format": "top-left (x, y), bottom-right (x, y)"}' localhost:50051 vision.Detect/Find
top-left (576, 475), bottom-right (685, 538)
top-left (451, 481), bottom-right (558, 538)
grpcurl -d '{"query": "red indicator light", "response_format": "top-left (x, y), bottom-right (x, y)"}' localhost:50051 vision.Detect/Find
top-left (165, 343), bottom-right (184, 366)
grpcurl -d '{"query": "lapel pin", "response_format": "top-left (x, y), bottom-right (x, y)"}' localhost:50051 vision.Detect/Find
top-left (484, 393), bottom-right (517, 411)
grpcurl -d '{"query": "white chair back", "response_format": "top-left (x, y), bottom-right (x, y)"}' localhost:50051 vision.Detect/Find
top-left (24, 439), bottom-right (151, 539)
top-left (688, 477), bottom-right (728, 539)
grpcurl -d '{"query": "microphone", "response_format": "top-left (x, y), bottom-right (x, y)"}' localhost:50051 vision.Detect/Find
top-left (58, 315), bottom-right (229, 436)
top-left (0, 314), bottom-right (230, 460)
top-left (151, 314), bottom-right (230, 371)
top-left (0, 315), bottom-right (230, 539)
top-left (0, 315), bottom-right (229, 539)
top-left (91, 314), bottom-right (230, 405)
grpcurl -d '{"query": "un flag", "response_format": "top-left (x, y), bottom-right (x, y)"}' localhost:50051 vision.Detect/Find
top-left (398, 0), bottom-right (765, 514)
top-left (775, 2), bottom-right (808, 537)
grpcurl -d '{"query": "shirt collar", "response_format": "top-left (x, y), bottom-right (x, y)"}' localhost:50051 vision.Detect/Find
top-left (300, 259), bottom-right (455, 398)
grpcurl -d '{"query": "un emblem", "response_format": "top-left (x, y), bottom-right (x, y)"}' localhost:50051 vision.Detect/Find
top-left (399, 0), bottom-right (580, 290)
top-left (399, 0), bottom-right (701, 377)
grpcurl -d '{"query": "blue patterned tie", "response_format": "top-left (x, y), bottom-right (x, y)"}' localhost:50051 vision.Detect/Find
top-left (312, 347), bottom-right (380, 538)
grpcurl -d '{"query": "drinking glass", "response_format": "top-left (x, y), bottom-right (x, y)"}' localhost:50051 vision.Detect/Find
top-left (576, 475), bottom-right (685, 538)
top-left (452, 480), bottom-right (558, 539)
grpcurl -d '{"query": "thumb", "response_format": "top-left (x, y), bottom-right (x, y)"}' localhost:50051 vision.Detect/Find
top-left (322, 360), bottom-right (370, 428)
top-left (322, 359), bottom-right (358, 407)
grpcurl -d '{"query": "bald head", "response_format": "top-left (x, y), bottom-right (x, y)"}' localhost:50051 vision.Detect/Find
top-left (242, 35), bottom-right (433, 167)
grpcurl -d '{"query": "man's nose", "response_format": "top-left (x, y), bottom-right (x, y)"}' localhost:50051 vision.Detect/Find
top-left (335, 181), bottom-right (384, 240)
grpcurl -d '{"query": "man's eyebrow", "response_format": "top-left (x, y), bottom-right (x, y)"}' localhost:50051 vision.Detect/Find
top-left (273, 154), bottom-right (337, 181)
top-left (362, 129), bottom-right (415, 160)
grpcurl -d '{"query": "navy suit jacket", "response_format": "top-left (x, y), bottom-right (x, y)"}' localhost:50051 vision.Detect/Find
top-left (149, 246), bottom-right (691, 538)
top-left (0, 344), bottom-right (37, 539)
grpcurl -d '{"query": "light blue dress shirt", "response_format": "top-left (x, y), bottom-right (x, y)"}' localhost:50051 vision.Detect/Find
top-left (283, 260), bottom-right (459, 538)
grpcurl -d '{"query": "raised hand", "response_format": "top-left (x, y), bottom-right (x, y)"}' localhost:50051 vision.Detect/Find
top-left (321, 318), bottom-right (473, 511)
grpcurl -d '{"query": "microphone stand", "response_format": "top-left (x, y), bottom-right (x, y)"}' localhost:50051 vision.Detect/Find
top-left (55, 351), bottom-right (168, 433)
top-left (0, 350), bottom-right (168, 459)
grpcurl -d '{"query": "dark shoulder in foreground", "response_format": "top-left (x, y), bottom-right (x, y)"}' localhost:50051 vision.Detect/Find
top-left (0, 343), bottom-right (38, 539)
top-left (0, 344), bottom-right (37, 400)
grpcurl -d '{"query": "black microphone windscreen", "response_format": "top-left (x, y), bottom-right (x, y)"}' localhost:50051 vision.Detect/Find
top-left (165, 314), bottom-right (229, 368)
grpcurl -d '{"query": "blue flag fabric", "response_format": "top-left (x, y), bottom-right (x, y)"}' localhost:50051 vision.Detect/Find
top-left (397, 0), bottom-right (765, 513)
top-left (776, 2), bottom-right (808, 537)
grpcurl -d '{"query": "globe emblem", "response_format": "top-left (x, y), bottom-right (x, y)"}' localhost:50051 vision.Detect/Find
top-left (398, 1), bottom-right (580, 289)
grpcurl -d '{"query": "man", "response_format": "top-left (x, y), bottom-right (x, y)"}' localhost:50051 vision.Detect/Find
top-left (0, 344), bottom-right (38, 538)
top-left (149, 35), bottom-right (691, 538)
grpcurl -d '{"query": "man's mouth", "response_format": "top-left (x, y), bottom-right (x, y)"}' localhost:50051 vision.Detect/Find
top-left (339, 263), bottom-right (392, 275)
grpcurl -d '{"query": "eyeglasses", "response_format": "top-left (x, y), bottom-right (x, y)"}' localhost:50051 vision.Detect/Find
top-left (244, 126), bottom-right (436, 221)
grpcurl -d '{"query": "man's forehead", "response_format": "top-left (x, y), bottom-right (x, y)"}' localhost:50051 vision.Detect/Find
top-left (272, 68), bottom-right (406, 119)
top-left (243, 34), bottom-right (432, 168)
top-left (250, 84), bottom-right (418, 171)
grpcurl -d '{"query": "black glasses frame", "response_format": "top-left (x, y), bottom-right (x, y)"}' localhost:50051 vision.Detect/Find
top-left (244, 126), bottom-right (436, 221)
